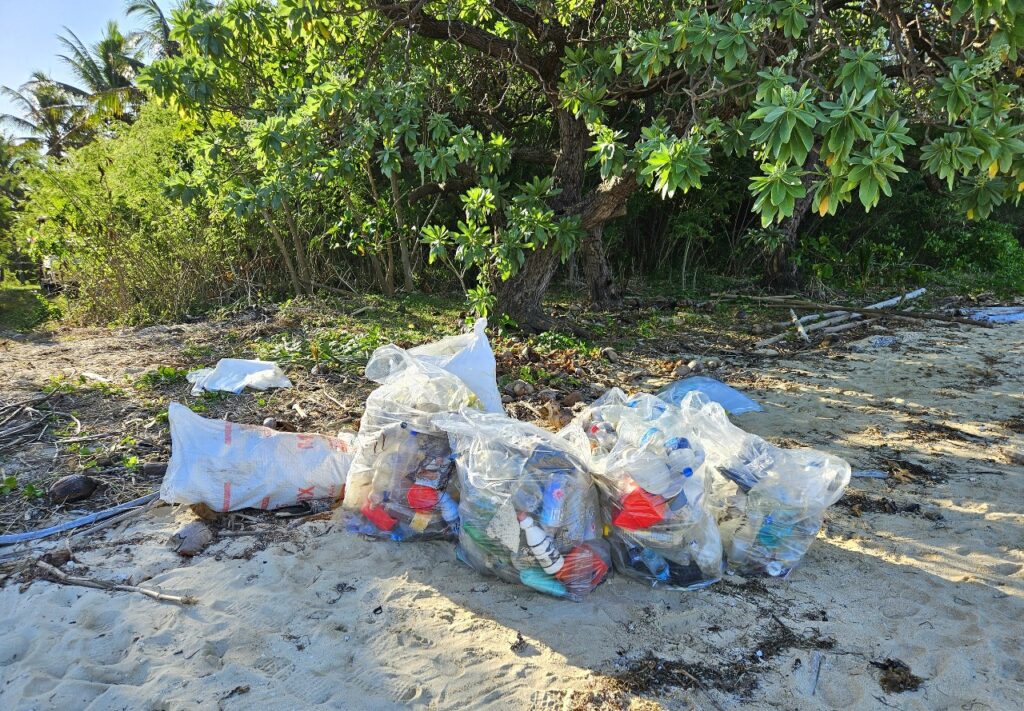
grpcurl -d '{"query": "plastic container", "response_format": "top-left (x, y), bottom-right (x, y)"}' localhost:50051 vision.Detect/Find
top-left (434, 409), bottom-right (610, 601)
top-left (563, 389), bottom-right (723, 590)
top-left (343, 345), bottom-right (482, 541)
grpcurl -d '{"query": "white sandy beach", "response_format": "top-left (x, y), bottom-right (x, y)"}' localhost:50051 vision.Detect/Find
top-left (1, 321), bottom-right (1022, 710)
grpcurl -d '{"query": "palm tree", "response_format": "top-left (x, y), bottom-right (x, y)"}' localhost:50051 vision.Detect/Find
top-left (0, 73), bottom-right (91, 157)
top-left (126, 0), bottom-right (179, 58)
top-left (57, 21), bottom-right (145, 120)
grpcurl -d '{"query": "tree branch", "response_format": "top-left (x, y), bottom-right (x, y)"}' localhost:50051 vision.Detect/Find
top-left (372, 2), bottom-right (547, 82)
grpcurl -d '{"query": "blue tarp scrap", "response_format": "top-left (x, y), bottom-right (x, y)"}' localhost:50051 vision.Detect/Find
top-left (657, 375), bottom-right (763, 415)
top-left (962, 306), bottom-right (1024, 324)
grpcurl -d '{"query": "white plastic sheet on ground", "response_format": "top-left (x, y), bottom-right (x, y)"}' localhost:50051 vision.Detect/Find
top-left (160, 402), bottom-right (354, 511)
top-left (186, 358), bottom-right (292, 395)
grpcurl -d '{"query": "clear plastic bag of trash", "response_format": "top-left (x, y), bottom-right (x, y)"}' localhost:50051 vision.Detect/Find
top-left (433, 409), bottom-right (611, 601)
top-left (673, 391), bottom-right (850, 576)
top-left (161, 402), bottom-right (353, 511)
top-left (342, 345), bottom-right (483, 541)
top-left (718, 447), bottom-right (850, 577)
top-left (408, 318), bottom-right (504, 413)
top-left (562, 389), bottom-right (722, 590)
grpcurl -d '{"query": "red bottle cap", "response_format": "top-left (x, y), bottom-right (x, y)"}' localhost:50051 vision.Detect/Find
top-left (612, 488), bottom-right (667, 530)
top-left (361, 502), bottom-right (398, 531)
top-left (407, 484), bottom-right (440, 511)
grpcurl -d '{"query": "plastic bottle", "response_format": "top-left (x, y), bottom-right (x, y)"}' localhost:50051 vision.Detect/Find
top-left (512, 479), bottom-right (544, 514)
top-left (586, 421), bottom-right (617, 453)
top-left (518, 514), bottom-right (564, 575)
top-left (539, 472), bottom-right (570, 528)
top-left (436, 491), bottom-right (459, 523)
top-left (519, 568), bottom-right (567, 597)
top-left (628, 453), bottom-right (677, 497)
top-left (627, 545), bottom-right (670, 581)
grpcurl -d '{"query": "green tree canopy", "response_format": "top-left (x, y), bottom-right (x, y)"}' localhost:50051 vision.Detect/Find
top-left (144, 0), bottom-right (1024, 327)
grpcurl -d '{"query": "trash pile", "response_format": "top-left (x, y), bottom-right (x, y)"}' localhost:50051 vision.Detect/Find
top-left (673, 392), bottom-right (851, 577)
top-left (434, 411), bottom-right (610, 601)
top-left (562, 390), bottom-right (722, 590)
top-left (161, 319), bottom-right (851, 600)
top-left (341, 346), bottom-right (480, 541)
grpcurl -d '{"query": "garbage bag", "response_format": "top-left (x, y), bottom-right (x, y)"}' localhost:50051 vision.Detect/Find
top-left (342, 345), bottom-right (482, 541)
top-left (674, 391), bottom-right (850, 577)
top-left (434, 409), bottom-right (610, 601)
top-left (563, 389), bottom-right (722, 590)
top-left (161, 402), bottom-right (353, 511)
top-left (715, 447), bottom-right (851, 577)
top-left (409, 318), bottom-right (504, 413)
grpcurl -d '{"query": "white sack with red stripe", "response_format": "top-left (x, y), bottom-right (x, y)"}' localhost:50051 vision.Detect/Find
top-left (160, 402), bottom-right (355, 511)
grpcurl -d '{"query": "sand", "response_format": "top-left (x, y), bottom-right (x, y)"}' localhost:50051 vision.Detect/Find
top-left (1, 320), bottom-right (1022, 710)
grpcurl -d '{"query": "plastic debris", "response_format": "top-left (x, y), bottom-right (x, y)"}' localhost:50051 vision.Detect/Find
top-left (160, 403), bottom-right (354, 511)
top-left (658, 375), bottom-right (763, 415)
top-left (672, 392), bottom-right (850, 577)
top-left (342, 346), bottom-right (482, 541)
top-left (848, 335), bottom-right (901, 352)
top-left (434, 409), bottom-right (610, 601)
top-left (563, 389), bottom-right (722, 590)
top-left (719, 447), bottom-right (850, 577)
top-left (961, 306), bottom-right (1024, 324)
top-left (851, 469), bottom-right (889, 479)
top-left (408, 318), bottom-right (504, 413)
top-left (186, 358), bottom-right (292, 395)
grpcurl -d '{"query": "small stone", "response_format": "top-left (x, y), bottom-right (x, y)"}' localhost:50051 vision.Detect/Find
top-left (673, 364), bottom-right (691, 378)
top-left (537, 389), bottom-right (559, 402)
top-left (262, 417), bottom-right (277, 429)
top-left (49, 475), bottom-right (99, 504)
top-left (687, 359), bottom-right (703, 373)
top-left (589, 382), bottom-right (608, 395)
top-left (751, 324), bottom-right (767, 335)
top-left (705, 358), bottom-right (720, 370)
top-left (142, 462), bottom-right (168, 477)
top-left (574, 367), bottom-right (585, 377)
top-left (501, 394), bottom-right (513, 404)
top-left (752, 348), bottom-right (780, 357)
top-left (562, 391), bottom-right (584, 407)
top-left (509, 379), bottom-right (534, 397)
top-left (169, 521), bottom-right (213, 557)
top-left (600, 347), bottom-right (619, 363)
top-left (310, 364), bottom-right (322, 375)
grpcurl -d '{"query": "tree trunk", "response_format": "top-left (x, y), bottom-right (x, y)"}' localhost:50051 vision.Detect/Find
top-left (581, 224), bottom-right (622, 308)
top-left (261, 208), bottom-right (304, 298)
top-left (281, 199), bottom-right (313, 295)
top-left (389, 171), bottom-right (416, 292)
top-left (495, 111), bottom-right (588, 330)
top-left (764, 150), bottom-right (819, 290)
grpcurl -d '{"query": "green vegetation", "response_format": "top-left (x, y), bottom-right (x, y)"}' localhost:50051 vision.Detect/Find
top-left (0, 1), bottom-right (1021, 330)
top-left (135, 365), bottom-right (188, 388)
top-left (0, 281), bottom-right (60, 330)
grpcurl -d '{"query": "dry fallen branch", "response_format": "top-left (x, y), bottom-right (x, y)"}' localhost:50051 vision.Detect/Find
top-left (36, 560), bottom-right (197, 605)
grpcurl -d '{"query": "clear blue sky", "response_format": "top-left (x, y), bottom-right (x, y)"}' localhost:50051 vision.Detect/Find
top-left (0, 0), bottom-right (145, 127)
